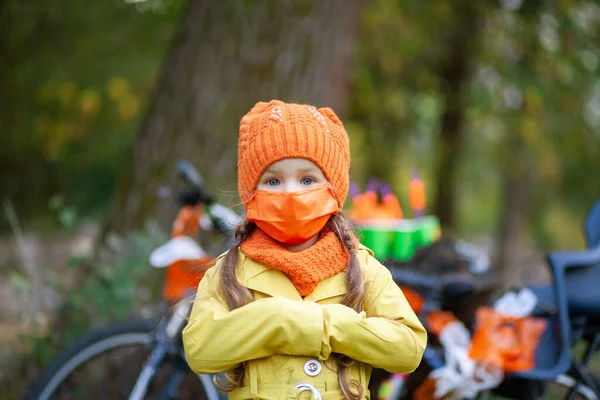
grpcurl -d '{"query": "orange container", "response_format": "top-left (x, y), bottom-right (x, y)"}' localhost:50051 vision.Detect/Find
top-left (163, 258), bottom-right (212, 301)
top-left (468, 307), bottom-right (546, 372)
top-left (162, 204), bottom-right (213, 301)
top-left (399, 285), bottom-right (425, 314)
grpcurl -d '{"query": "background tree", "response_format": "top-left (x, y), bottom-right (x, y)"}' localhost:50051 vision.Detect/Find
top-left (431, 0), bottom-right (484, 230)
top-left (105, 0), bottom-right (366, 235)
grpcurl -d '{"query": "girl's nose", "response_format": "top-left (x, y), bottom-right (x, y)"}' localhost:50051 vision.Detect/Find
top-left (282, 181), bottom-right (302, 192)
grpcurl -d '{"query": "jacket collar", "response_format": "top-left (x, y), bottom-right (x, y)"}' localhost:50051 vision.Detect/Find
top-left (236, 251), bottom-right (348, 302)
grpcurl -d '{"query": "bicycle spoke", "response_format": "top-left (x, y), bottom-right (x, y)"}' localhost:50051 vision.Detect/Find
top-left (28, 321), bottom-right (215, 400)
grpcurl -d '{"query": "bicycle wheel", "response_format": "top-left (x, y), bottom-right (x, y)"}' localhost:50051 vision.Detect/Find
top-left (26, 319), bottom-right (215, 400)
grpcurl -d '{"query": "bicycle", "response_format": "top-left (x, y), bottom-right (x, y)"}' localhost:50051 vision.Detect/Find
top-left (29, 158), bottom-right (600, 399)
top-left (26, 161), bottom-right (237, 400)
top-left (377, 198), bottom-right (600, 399)
top-left (26, 162), bottom-right (490, 400)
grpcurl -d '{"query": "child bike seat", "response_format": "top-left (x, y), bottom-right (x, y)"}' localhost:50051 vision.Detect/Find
top-left (515, 245), bottom-right (600, 380)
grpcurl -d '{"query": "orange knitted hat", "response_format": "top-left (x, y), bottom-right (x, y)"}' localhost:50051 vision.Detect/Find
top-left (238, 100), bottom-right (350, 208)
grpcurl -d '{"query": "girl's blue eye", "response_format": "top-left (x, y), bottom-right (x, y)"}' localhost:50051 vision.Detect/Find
top-left (266, 179), bottom-right (279, 186)
top-left (301, 177), bottom-right (315, 185)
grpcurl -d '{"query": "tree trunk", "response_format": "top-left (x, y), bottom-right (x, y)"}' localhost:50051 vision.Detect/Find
top-left (494, 131), bottom-right (538, 289)
top-left (432, 2), bottom-right (481, 230)
top-left (105, 0), bottom-right (365, 236)
top-left (494, 4), bottom-right (549, 289)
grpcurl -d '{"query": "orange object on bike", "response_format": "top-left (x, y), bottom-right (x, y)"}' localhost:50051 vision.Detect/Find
top-left (163, 258), bottom-right (212, 301)
top-left (348, 193), bottom-right (367, 221)
top-left (363, 189), bottom-right (378, 209)
top-left (164, 204), bottom-right (211, 301)
top-left (172, 205), bottom-right (203, 238)
top-left (382, 193), bottom-right (403, 220)
top-left (349, 191), bottom-right (378, 221)
top-left (399, 285), bottom-right (425, 314)
top-left (427, 310), bottom-right (459, 336)
top-left (414, 377), bottom-right (441, 400)
top-left (349, 189), bottom-right (402, 222)
top-left (409, 177), bottom-right (426, 212)
top-left (468, 307), bottom-right (546, 372)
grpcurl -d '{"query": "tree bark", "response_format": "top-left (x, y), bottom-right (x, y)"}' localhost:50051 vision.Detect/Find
top-left (494, 4), bottom-right (549, 289)
top-left (432, 2), bottom-right (481, 230)
top-left (105, 0), bottom-right (365, 235)
top-left (494, 131), bottom-right (538, 289)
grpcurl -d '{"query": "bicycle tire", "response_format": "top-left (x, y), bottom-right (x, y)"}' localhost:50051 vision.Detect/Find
top-left (25, 319), bottom-right (216, 400)
top-left (26, 319), bottom-right (157, 400)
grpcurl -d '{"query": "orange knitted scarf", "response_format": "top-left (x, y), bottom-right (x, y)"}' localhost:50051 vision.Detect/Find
top-left (240, 228), bottom-right (350, 296)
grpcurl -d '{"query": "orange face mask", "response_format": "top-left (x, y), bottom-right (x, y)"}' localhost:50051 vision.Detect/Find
top-left (246, 185), bottom-right (339, 245)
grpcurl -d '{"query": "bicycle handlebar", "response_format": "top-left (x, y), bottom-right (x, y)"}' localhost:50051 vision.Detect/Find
top-left (176, 160), bottom-right (204, 190)
top-left (176, 160), bottom-right (214, 206)
top-left (174, 160), bottom-right (241, 242)
top-left (390, 268), bottom-right (441, 292)
top-left (390, 266), bottom-right (494, 303)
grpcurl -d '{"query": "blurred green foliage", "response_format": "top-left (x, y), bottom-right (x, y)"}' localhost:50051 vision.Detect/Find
top-left (1, 0), bottom-right (599, 248)
top-left (347, 0), bottom-right (600, 248)
top-left (0, 0), bottom-right (185, 231)
top-left (6, 229), bottom-right (166, 397)
top-left (37, 231), bottom-right (164, 352)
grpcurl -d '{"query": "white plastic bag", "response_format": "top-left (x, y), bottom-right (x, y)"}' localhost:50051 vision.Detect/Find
top-left (430, 321), bottom-right (503, 399)
top-left (494, 288), bottom-right (538, 318)
top-left (149, 236), bottom-right (207, 268)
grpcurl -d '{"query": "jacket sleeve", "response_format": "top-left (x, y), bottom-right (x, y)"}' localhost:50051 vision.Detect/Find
top-left (182, 262), bottom-right (325, 374)
top-left (319, 253), bottom-right (427, 373)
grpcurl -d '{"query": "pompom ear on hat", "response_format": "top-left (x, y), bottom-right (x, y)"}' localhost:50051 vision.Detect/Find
top-left (318, 107), bottom-right (344, 126)
top-left (237, 100), bottom-right (351, 208)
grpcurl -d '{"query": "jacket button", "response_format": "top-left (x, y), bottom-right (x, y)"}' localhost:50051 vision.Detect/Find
top-left (304, 359), bottom-right (322, 377)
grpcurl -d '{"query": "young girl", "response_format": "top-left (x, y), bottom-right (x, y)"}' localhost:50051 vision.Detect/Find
top-left (183, 100), bottom-right (426, 400)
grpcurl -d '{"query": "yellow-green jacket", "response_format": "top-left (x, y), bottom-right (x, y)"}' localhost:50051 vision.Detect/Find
top-left (182, 245), bottom-right (426, 399)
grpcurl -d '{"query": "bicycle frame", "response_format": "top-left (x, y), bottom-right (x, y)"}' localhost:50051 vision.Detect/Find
top-left (560, 329), bottom-right (600, 399)
top-left (129, 161), bottom-right (235, 400)
top-left (129, 300), bottom-right (224, 400)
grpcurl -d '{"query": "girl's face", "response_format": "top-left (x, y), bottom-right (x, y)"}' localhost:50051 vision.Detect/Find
top-left (257, 158), bottom-right (327, 193)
